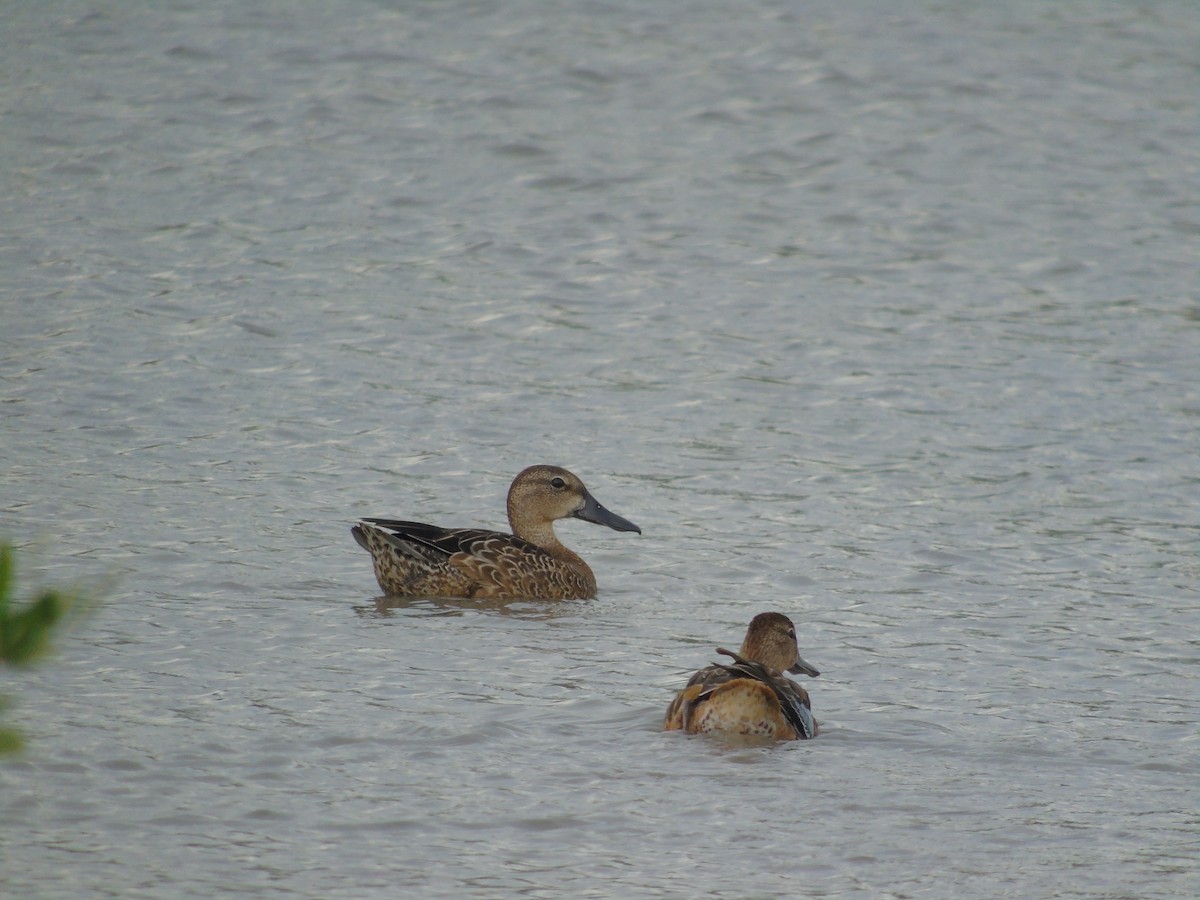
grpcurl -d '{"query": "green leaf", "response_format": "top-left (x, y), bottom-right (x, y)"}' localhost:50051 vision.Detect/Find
top-left (0, 543), bottom-right (97, 754)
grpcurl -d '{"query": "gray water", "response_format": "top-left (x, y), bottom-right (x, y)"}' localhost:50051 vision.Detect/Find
top-left (1, 1), bottom-right (1197, 897)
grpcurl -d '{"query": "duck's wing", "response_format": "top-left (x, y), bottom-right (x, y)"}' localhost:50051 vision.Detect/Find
top-left (663, 662), bottom-right (733, 730)
top-left (356, 519), bottom-right (540, 561)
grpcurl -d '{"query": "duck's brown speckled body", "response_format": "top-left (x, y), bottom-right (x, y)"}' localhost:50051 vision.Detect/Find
top-left (664, 612), bottom-right (820, 740)
top-left (352, 465), bottom-right (640, 600)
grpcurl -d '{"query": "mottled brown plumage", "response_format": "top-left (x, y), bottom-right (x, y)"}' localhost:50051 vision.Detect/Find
top-left (352, 465), bottom-right (640, 600)
top-left (664, 612), bottom-right (820, 740)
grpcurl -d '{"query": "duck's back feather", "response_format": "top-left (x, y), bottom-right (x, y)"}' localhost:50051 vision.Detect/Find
top-left (663, 648), bottom-right (816, 740)
top-left (709, 649), bottom-right (816, 739)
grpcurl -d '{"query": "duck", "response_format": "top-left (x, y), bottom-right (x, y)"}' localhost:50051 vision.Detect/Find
top-left (663, 611), bottom-right (820, 740)
top-left (352, 465), bottom-right (641, 600)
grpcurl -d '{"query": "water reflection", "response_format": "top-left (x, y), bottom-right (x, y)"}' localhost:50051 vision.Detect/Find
top-left (354, 593), bottom-right (578, 620)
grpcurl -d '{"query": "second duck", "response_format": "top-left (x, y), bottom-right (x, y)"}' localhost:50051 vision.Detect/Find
top-left (664, 612), bottom-right (820, 740)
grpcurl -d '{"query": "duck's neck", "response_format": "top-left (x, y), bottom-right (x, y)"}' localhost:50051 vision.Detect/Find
top-left (511, 515), bottom-right (561, 552)
top-left (509, 510), bottom-right (588, 570)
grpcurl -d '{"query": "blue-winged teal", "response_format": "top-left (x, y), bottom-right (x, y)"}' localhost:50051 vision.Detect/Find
top-left (664, 612), bottom-right (820, 740)
top-left (352, 465), bottom-right (641, 600)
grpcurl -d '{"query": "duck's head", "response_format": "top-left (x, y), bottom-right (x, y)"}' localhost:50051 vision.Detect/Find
top-left (741, 611), bottom-right (820, 677)
top-left (507, 465), bottom-right (641, 534)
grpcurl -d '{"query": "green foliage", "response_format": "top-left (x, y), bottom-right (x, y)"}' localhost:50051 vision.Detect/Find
top-left (0, 543), bottom-right (87, 754)
top-left (0, 696), bottom-right (22, 754)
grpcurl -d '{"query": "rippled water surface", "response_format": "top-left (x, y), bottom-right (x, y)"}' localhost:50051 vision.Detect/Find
top-left (2, 1), bottom-right (1197, 897)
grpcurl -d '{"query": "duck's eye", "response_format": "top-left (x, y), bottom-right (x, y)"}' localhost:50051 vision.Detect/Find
top-left (787, 628), bottom-right (796, 639)
top-left (551, 476), bottom-right (566, 489)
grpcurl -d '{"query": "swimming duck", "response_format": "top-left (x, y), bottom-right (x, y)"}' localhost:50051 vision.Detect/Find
top-left (664, 612), bottom-right (820, 740)
top-left (352, 465), bottom-right (641, 600)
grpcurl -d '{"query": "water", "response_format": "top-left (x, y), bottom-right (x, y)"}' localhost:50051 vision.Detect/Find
top-left (2, 1), bottom-right (1197, 897)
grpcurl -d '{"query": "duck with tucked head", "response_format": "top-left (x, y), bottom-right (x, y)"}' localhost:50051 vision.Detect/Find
top-left (352, 465), bottom-right (641, 600)
top-left (664, 611), bottom-right (820, 740)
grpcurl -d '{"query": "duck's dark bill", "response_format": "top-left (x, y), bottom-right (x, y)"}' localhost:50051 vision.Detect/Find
top-left (574, 492), bottom-right (641, 534)
top-left (788, 656), bottom-right (820, 678)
